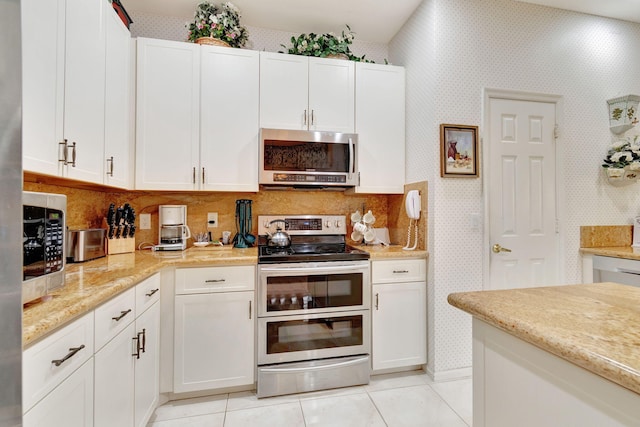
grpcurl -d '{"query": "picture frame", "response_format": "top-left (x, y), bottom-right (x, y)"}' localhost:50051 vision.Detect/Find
top-left (440, 124), bottom-right (479, 178)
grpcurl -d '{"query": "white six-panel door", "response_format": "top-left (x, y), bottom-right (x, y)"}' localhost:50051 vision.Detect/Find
top-left (488, 97), bottom-right (558, 289)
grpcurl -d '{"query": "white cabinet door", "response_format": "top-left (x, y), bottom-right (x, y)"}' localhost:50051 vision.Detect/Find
top-left (200, 46), bottom-right (259, 191)
top-left (372, 281), bottom-right (427, 371)
top-left (136, 38), bottom-right (200, 190)
top-left (104, 5), bottom-right (132, 188)
top-left (94, 323), bottom-right (135, 427)
top-left (21, 0), bottom-right (66, 176)
top-left (134, 302), bottom-right (160, 427)
top-left (174, 292), bottom-right (254, 393)
top-left (23, 359), bottom-right (94, 427)
top-left (308, 57), bottom-right (354, 132)
top-left (63, 0), bottom-right (105, 184)
top-left (259, 52), bottom-right (308, 130)
top-left (353, 63), bottom-right (405, 194)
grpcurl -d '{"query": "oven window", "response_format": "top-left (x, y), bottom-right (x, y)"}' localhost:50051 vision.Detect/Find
top-left (263, 140), bottom-right (349, 172)
top-left (266, 273), bottom-right (363, 312)
top-left (266, 315), bottom-right (363, 355)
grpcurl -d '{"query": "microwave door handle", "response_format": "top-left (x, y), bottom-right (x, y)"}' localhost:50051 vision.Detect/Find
top-left (348, 137), bottom-right (355, 178)
top-left (260, 265), bottom-right (365, 273)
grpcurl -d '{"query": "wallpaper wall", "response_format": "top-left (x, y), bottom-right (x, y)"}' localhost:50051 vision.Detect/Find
top-left (391, 0), bottom-right (640, 376)
top-left (128, 11), bottom-right (390, 64)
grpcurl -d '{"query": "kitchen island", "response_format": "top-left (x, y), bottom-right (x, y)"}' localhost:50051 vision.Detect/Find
top-left (448, 283), bottom-right (640, 427)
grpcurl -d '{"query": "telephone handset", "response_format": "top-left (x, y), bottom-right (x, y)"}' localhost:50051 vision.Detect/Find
top-left (403, 190), bottom-right (421, 250)
top-left (405, 190), bottom-right (421, 220)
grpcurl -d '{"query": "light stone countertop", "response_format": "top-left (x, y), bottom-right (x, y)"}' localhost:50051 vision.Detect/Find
top-left (448, 283), bottom-right (640, 395)
top-left (23, 245), bottom-right (427, 346)
top-left (580, 246), bottom-right (640, 261)
top-left (23, 246), bottom-right (257, 347)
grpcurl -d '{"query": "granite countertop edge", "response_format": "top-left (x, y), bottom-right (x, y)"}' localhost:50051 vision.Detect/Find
top-left (448, 283), bottom-right (640, 396)
top-left (24, 245), bottom-right (428, 346)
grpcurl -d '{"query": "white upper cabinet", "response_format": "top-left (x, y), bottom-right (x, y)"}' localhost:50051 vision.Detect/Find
top-left (22, 0), bottom-right (133, 187)
top-left (104, 6), bottom-right (132, 188)
top-left (21, 0), bottom-right (66, 177)
top-left (259, 52), bottom-right (355, 132)
top-left (200, 46), bottom-right (259, 192)
top-left (352, 62), bottom-right (406, 194)
top-left (135, 38), bottom-right (201, 190)
top-left (63, 0), bottom-right (106, 183)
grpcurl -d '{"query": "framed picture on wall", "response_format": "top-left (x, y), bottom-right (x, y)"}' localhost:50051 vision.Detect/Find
top-left (440, 124), bottom-right (479, 178)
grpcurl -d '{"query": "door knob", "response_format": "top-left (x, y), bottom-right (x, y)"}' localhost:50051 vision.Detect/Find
top-left (492, 243), bottom-right (512, 253)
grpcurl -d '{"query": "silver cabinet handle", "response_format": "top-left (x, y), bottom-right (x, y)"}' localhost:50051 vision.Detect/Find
top-left (58, 139), bottom-right (68, 164)
top-left (393, 270), bottom-right (409, 274)
top-left (51, 345), bottom-right (85, 367)
top-left (106, 156), bottom-right (114, 176)
top-left (202, 167), bottom-right (205, 184)
top-left (112, 309), bottom-right (132, 322)
top-left (69, 141), bottom-right (77, 167)
top-left (311, 109), bottom-right (315, 125)
top-left (304, 109), bottom-right (307, 126)
top-left (192, 167), bottom-right (196, 184)
top-left (375, 293), bottom-right (379, 310)
top-left (145, 288), bottom-right (159, 297)
top-left (132, 329), bottom-right (146, 359)
top-left (205, 279), bottom-right (226, 283)
top-left (249, 300), bottom-right (252, 319)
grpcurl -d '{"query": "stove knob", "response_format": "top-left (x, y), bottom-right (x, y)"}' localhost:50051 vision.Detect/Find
top-left (325, 220), bottom-right (332, 229)
top-left (263, 220), bottom-right (271, 228)
top-left (335, 220), bottom-right (342, 228)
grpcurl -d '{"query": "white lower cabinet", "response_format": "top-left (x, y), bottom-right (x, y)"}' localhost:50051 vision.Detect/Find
top-left (94, 274), bottom-right (160, 427)
top-left (371, 259), bottom-right (427, 371)
top-left (23, 312), bottom-right (95, 427)
top-left (174, 266), bottom-right (255, 393)
top-left (23, 358), bottom-right (95, 427)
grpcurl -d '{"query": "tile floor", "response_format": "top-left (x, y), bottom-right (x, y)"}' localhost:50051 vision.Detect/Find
top-left (147, 370), bottom-right (472, 427)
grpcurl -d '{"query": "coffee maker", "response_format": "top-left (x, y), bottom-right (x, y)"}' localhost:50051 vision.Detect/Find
top-left (156, 205), bottom-right (191, 251)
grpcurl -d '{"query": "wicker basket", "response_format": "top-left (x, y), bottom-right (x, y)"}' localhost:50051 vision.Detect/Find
top-left (195, 37), bottom-right (231, 48)
top-left (326, 53), bottom-right (349, 60)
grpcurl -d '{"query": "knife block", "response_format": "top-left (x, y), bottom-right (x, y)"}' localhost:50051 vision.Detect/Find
top-left (103, 218), bottom-right (136, 255)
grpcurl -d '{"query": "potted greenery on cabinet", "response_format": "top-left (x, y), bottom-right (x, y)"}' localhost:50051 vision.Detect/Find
top-left (186, 1), bottom-right (248, 48)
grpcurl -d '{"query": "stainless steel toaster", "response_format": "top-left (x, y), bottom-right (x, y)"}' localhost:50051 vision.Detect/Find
top-left (66, 228), bottom-right (107, 262)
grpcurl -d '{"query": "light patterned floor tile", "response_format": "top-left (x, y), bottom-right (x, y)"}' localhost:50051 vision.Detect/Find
top-left (297, 384), bottom-right (367, 401)
top-left (223, 402), bottom-right (305, 427)
top-left (369, 384), bottom-right (468, 427)
top-left (365, 369), bottom-right (433, 392)
top-left (147, 412), bottom-right (225, 427)
top-left (226, 390), bottom-right (300, 411)
top-left (430, 378), bottom-right (473, 426)
top-left (301, 393), bottom-right (386, 427)
top-left (149, 394), bottom-right (228, 422)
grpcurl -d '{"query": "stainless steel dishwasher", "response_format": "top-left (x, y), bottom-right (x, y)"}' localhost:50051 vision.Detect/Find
top-left (592, 255), bottom-right (640, 287)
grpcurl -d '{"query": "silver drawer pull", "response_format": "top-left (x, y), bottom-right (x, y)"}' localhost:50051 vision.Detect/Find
top-left (112, 309), bottom-right (132, 321)
top-left (393, 270), bottom-right (409, 274)
top-left (51, 345), bottom-right (85, 367)
top-left (145, 288), bottom-right (159, 297)
top-left (205, 279), bottom-right (226, 283)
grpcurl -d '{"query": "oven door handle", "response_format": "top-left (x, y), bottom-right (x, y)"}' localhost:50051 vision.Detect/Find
top-left (260, 265), bottom-right (366, 273)
top-left (259, 356), bottom-right (368, 373)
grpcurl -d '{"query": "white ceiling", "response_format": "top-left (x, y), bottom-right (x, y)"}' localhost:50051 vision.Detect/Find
top-left (123, 0), bottom-right (640, 44)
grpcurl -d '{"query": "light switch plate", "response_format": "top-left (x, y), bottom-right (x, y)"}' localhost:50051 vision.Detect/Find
top-left (140, 213), bottom-right (151, 230)
top-left (208, 212), bottom-right (218, 228)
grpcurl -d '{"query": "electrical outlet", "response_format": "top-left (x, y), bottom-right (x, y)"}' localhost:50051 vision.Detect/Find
top-left (207, 212), bottom-right (218, 228)
top-left (140, 213), bottom-right (151, 230)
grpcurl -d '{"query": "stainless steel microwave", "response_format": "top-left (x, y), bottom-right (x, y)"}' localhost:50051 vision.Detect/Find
top-left (23, 191), bottom-right (66, 304)
top-left (259, 128), bottom-right (358, 188)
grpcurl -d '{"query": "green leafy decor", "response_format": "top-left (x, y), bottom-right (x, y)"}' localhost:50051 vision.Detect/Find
top-left (280, 25), bottom-right (375, 62)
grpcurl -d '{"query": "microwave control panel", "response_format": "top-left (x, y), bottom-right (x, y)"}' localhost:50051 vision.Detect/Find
top-left (273, 173), bottom-right (347, 183)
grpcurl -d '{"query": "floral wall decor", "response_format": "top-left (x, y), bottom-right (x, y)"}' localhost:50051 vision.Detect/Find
top-left (186, 1), bottom-right (248, 48)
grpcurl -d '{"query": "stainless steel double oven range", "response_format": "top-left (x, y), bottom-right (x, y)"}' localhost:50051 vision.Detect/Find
top-left (256, 215), bottom-right (371, 398)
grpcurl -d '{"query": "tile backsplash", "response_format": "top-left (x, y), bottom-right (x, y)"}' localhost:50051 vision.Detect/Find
top-left (24, 175), bottom-right (426, 250)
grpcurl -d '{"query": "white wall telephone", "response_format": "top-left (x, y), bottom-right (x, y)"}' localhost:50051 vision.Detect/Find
top-left (403, 190), bottom-right (421, 250)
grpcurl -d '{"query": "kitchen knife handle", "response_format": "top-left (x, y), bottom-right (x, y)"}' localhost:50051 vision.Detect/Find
top-left (106, 156), bottom-right (114, 176)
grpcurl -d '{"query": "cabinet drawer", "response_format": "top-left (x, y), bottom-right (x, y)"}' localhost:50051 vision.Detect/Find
top-left (23, 312), bottom-right (94, 412)
top-left (136, 273), bottom-right (161, 314)
top-left (372, 259), bottom-right (426, 283)
top-left (175, 265), bottom-right (255, 294)
top-left (94, 287), bottom-right (135, 351)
